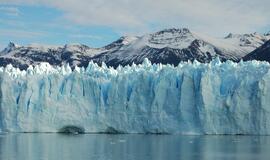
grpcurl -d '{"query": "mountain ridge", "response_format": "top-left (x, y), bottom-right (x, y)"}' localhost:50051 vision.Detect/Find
top-left (1, 28), bottom-right (270, 69)
top-left (243, 40), bottom-right (270, 62)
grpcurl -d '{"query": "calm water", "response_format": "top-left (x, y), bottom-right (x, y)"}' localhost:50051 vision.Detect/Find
top-left (0, 133), bottom-right (269, 160)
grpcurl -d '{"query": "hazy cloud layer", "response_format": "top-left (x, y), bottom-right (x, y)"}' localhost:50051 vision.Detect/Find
top-left (0, 6), bottom-right (20, 16)
top-left (1, 0), bottom-right (269, 35)
top-left (68, 34), bottom-right (103, 40)
top-left (0, 29), bottom-right (46, 38)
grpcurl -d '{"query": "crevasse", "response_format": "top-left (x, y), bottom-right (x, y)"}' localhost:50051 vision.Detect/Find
top-left (0, 58), bottom-right (270, 135)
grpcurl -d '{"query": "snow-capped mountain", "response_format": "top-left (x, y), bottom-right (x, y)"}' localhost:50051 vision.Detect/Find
top-left (243, 40), bottom-right (270, 62)
top-left (0, 42), bottom-right (20, 55)
top-left (90, 28), bottom-right (270, 67)
top-left (224, 32), bottom-right (270, 51)
top-left (0, 28), bottom-right (269, 69)
top-left (0, 42), bottom-right (104, 69)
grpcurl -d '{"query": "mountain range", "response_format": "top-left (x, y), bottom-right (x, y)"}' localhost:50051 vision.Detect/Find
top-left (1, 28), bottom-right (270, 69)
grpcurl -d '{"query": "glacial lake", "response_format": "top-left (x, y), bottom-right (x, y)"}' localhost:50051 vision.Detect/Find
top-left (0, 133), bottom-right (269, 160)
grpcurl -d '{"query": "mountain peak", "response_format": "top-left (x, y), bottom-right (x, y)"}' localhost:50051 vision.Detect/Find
top-left (224, 33), bottom-right (252, 39)
top-left (154, 28), bottom-right (191, 35)
top-left (103, 36), bottom-right (138, 50)
top-left (225, 33), bottom-right (234, 38)
top-left (7, 42), bottom-right (20, 50)
top-left (225, 32), bottom-right (267, 39)
top-left (119, 36), bottom-right (138, 45)
top-left (7, 42), bottom-right (16, 48)
top-left (63, 43), bottom-right (91, 52)
top-left (265, 31), bottom-right (270, 36)
top-left (0, 42), bottom-right (19, 55)
top-left (64, 43), bottom-right (84, 48)
top-left (146, 28), bottom-right (195, 49)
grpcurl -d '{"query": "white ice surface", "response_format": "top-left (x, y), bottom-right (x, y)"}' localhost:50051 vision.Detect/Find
top-left (1, 59), bottom-right (270, 135)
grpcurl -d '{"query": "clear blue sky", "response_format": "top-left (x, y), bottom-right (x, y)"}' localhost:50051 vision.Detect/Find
top-left (0, 0), bottom-right (269, 49)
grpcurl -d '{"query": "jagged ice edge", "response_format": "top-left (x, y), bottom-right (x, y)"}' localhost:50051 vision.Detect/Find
top-left (1, 58), bottom-right (270, 79)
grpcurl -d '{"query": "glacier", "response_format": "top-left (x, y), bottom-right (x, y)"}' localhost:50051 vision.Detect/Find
top-left (1, 58), bottom-right (270, 135)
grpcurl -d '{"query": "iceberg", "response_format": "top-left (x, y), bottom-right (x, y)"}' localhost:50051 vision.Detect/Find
top-left (0, 58), bottom-right (270, 135)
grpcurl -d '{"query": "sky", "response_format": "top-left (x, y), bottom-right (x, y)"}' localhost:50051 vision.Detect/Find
top-left (0, 0), bottom-right (269, 49)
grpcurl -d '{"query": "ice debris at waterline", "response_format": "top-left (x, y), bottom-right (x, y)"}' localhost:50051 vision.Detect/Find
top-left (1, 58), bottom-right (270, 135)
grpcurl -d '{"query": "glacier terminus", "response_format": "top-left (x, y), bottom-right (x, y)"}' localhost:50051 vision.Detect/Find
top-left (0, 58), bottom-right (270, 135)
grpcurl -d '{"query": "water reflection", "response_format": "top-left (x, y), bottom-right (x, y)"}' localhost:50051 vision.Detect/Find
top-left (0, 134), bottom-right (269, 160)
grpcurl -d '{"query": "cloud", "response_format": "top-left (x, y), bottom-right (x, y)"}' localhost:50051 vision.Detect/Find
top-left (0, 29), bottom-right (46, 38)
top-left (68, 34), bottom-right (103, 40)
top-left (0, 6), bottom-right (21, 16)
top-left (1, 0), bottom-right (269, 35)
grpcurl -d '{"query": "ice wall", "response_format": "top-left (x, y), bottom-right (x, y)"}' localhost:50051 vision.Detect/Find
top-left (0, 59), bottom-right (270, 135)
